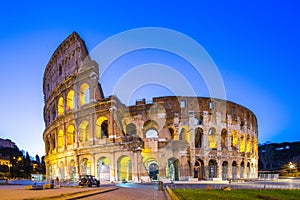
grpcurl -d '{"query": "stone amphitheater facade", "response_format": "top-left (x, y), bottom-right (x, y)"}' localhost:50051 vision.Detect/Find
top-left (43, 32), bottom-right (258, 183)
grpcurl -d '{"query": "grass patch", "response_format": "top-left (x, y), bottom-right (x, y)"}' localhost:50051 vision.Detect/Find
top-left (172, 189), bottom-right (300, 200)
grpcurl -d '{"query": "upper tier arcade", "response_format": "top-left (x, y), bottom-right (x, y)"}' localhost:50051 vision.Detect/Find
top-left (43, 32), bottom-right (90, 102)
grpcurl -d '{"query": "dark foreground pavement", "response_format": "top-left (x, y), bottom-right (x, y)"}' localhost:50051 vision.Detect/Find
top-left (0, 182), bottom-right (168, 200)
top-left (0, 185), bottom-right (118, 200)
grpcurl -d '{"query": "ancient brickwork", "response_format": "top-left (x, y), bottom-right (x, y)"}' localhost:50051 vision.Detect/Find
top-left (43, 32), bottom-right (258, 183)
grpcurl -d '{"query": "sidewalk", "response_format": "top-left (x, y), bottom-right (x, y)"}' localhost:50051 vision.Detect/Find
top-left (0, 185), bottom-right (118, 200)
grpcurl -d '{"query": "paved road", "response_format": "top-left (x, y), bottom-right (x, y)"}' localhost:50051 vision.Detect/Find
top-left (80, 187), bottom-right (167, 200)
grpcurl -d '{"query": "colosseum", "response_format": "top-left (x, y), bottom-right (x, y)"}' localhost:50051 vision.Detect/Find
top-left (43, 32), bottom-right (258, 183)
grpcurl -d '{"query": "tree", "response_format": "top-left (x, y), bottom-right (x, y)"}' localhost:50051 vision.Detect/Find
top-left (23, 151), bottom-right (32, 176)
top-left (259, 144), bottom-right (275, 170)
top-left (35, 154), bottom-right (40, 165)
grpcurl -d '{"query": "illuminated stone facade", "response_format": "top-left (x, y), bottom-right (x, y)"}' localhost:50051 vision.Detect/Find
top-left (43, 32), bottom-right (258, 183)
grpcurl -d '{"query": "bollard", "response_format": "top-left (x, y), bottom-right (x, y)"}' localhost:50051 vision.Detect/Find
top-left (158, 181), bottom-right (163, 191)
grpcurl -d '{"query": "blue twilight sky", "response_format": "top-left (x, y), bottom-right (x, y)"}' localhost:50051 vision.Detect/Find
top-left (0, 1), bottom-right (299, 157)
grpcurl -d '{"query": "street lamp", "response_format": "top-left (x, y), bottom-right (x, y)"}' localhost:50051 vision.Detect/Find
top-left (289, 162), bottom-right (295, 169)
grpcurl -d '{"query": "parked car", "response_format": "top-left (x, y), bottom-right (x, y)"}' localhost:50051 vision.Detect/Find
top-left (79, 175), bottom-right (100, 187)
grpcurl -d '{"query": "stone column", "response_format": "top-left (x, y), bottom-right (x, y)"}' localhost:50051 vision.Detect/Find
top-left (228, 162), bottom-right (232, 180)
top-left (218, 161), bottom-right (222, 179)
top-left (91, 113), bottom-right (95, 145)
top-left (132, 151), bottom-right (139, 182)
top-left (204, 159), bottom-right (209, 180)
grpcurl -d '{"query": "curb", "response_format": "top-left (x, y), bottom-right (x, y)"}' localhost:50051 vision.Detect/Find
top-left (66, 187), bottom-right (119, 200)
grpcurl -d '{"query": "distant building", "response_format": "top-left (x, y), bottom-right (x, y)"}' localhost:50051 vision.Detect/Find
top-left (0, 155), bottom-right (11, 166)
top-left (0, 138), bottom-right (17, 149)
top-left (43, 32), bottom-right (259, 183)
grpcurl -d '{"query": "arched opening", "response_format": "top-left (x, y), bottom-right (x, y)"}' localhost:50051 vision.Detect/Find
top-left (57, 97), bottom-right (64, 116)
top-left (222, 161), bottom-right (228, 180)
top-left (79, 83), bottom-right (90, 106)
top-left (247, 162), bottom-right (251, 178)
top-left (208, 128), bottom-right (217, 149)
top-left (232, 161), bottom-right (237, 180)
top-left (117, 156), bottom-right (132, 182)
top-left (240, 134), bottom-right (245, 152)
top-left (221, 129), bottom-right (228, 148)
top-left (79, 120), bottom-right (89, 142)
top-left (195, 128), bottom-right (203, 148)
top-left (57, 129), bottom-right (64, 150)
top-left (208, 159), bottom-right (218, 179)
top-left (179, 127), bottom-right (190, 143)
top-left (81, 158), bottom-right (91, 175)
top-left (144, 120), bottom-right (159, 138)
top-left (168, 127), bottom-right (175, 140)
top-left (59, 161), bottom-right (65, 181)
top-left (58, 64), bottom-right (62, 76)
top-left (231, 130), bottom-right (238, 149)
top-left (145, 129), bottom-right (158, 138)
top-left (246, 134), bottom-right (251, 153)
top-left (96, 116), bottom-right (109, 139)
top-left (97, 157), bottom-right (110, 182)
top-left (100, 120), bottom-right (108, 138)
top-left (194, 159), bottom-right (204, 180)
top-left (66, 90), bottom-right (75, 110)
top-left (240, 161), bottom-right (245, 178)
top-left (126, 123), bottom-right (137, 135)
top-left (148, 162), bottom-right (159, 181)
top-left (69, 160), bottom-right (76, 182)
top-left (167, 158), bottom-right (180, 181)
top-left (51, 106), bottom-right (56, 121)
top-left (66, 125), bottom-right (75, 146)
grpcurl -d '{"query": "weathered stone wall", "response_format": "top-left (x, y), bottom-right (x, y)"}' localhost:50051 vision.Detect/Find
top-left (43, 32), bottom-right (258, 183)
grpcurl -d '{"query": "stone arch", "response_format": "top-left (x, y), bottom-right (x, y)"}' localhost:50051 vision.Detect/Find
top-left (57, 97), bottom-right (64, 116)
top-left (167, 157), bottom-right (180, 181)
top-left (66, 125), bottom-right (75, 146)
top-left (59, 161), bottom-right (65, 181)
top-left (247, 162), bottom-right (251, 178)
top-left (240, 161), bottom-right (245, 178)
top-left (69, 160), bottom-right (76, 181)
top-left (126, 123), bottom-right (137, 135)
top-left (117, 156), bottom-right (132, 182)
top-left (96, 116), bottom-right (109, 139)
top-left (246, 134), bottom-right (251, 153)
top-left (57, 129), bottom-right (64, 149)
top-left (144, 120), bottom-right (159, 138)
top-left (232, 161), bottom-right (237, 180)
top-left (231, 130), bottom-right (238, 149)
top-left (79, 83), bottom-right (90, 106)
top-left (221, 128), bottom-right (228, 148)
top-left (97, 157), bottom-right (110, 181)
top-left (222, 161), bottom-right (228, 180)
top-left (208, 159), bottom-right (218, 178)
top-left (79, 120), bottom-right (90, 142)
top-left (179, 126), bottom-right (190, 144)
top-left (240, 133), bottom-right (245, 152)
top-left (66, 90), bottom-right (75, 110)
top-left (195, 127), bottom-right (203, 148)
top-left (168, 127), bottom-right (175, 140)
top-left (194, 159), bottom-right (204, 180)
top-left (81, 158), bottom-right (91, 175)
top-left (208, 127), bottom-right (217, 149)
top-left (144, 158), bottom-right (159, 181)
